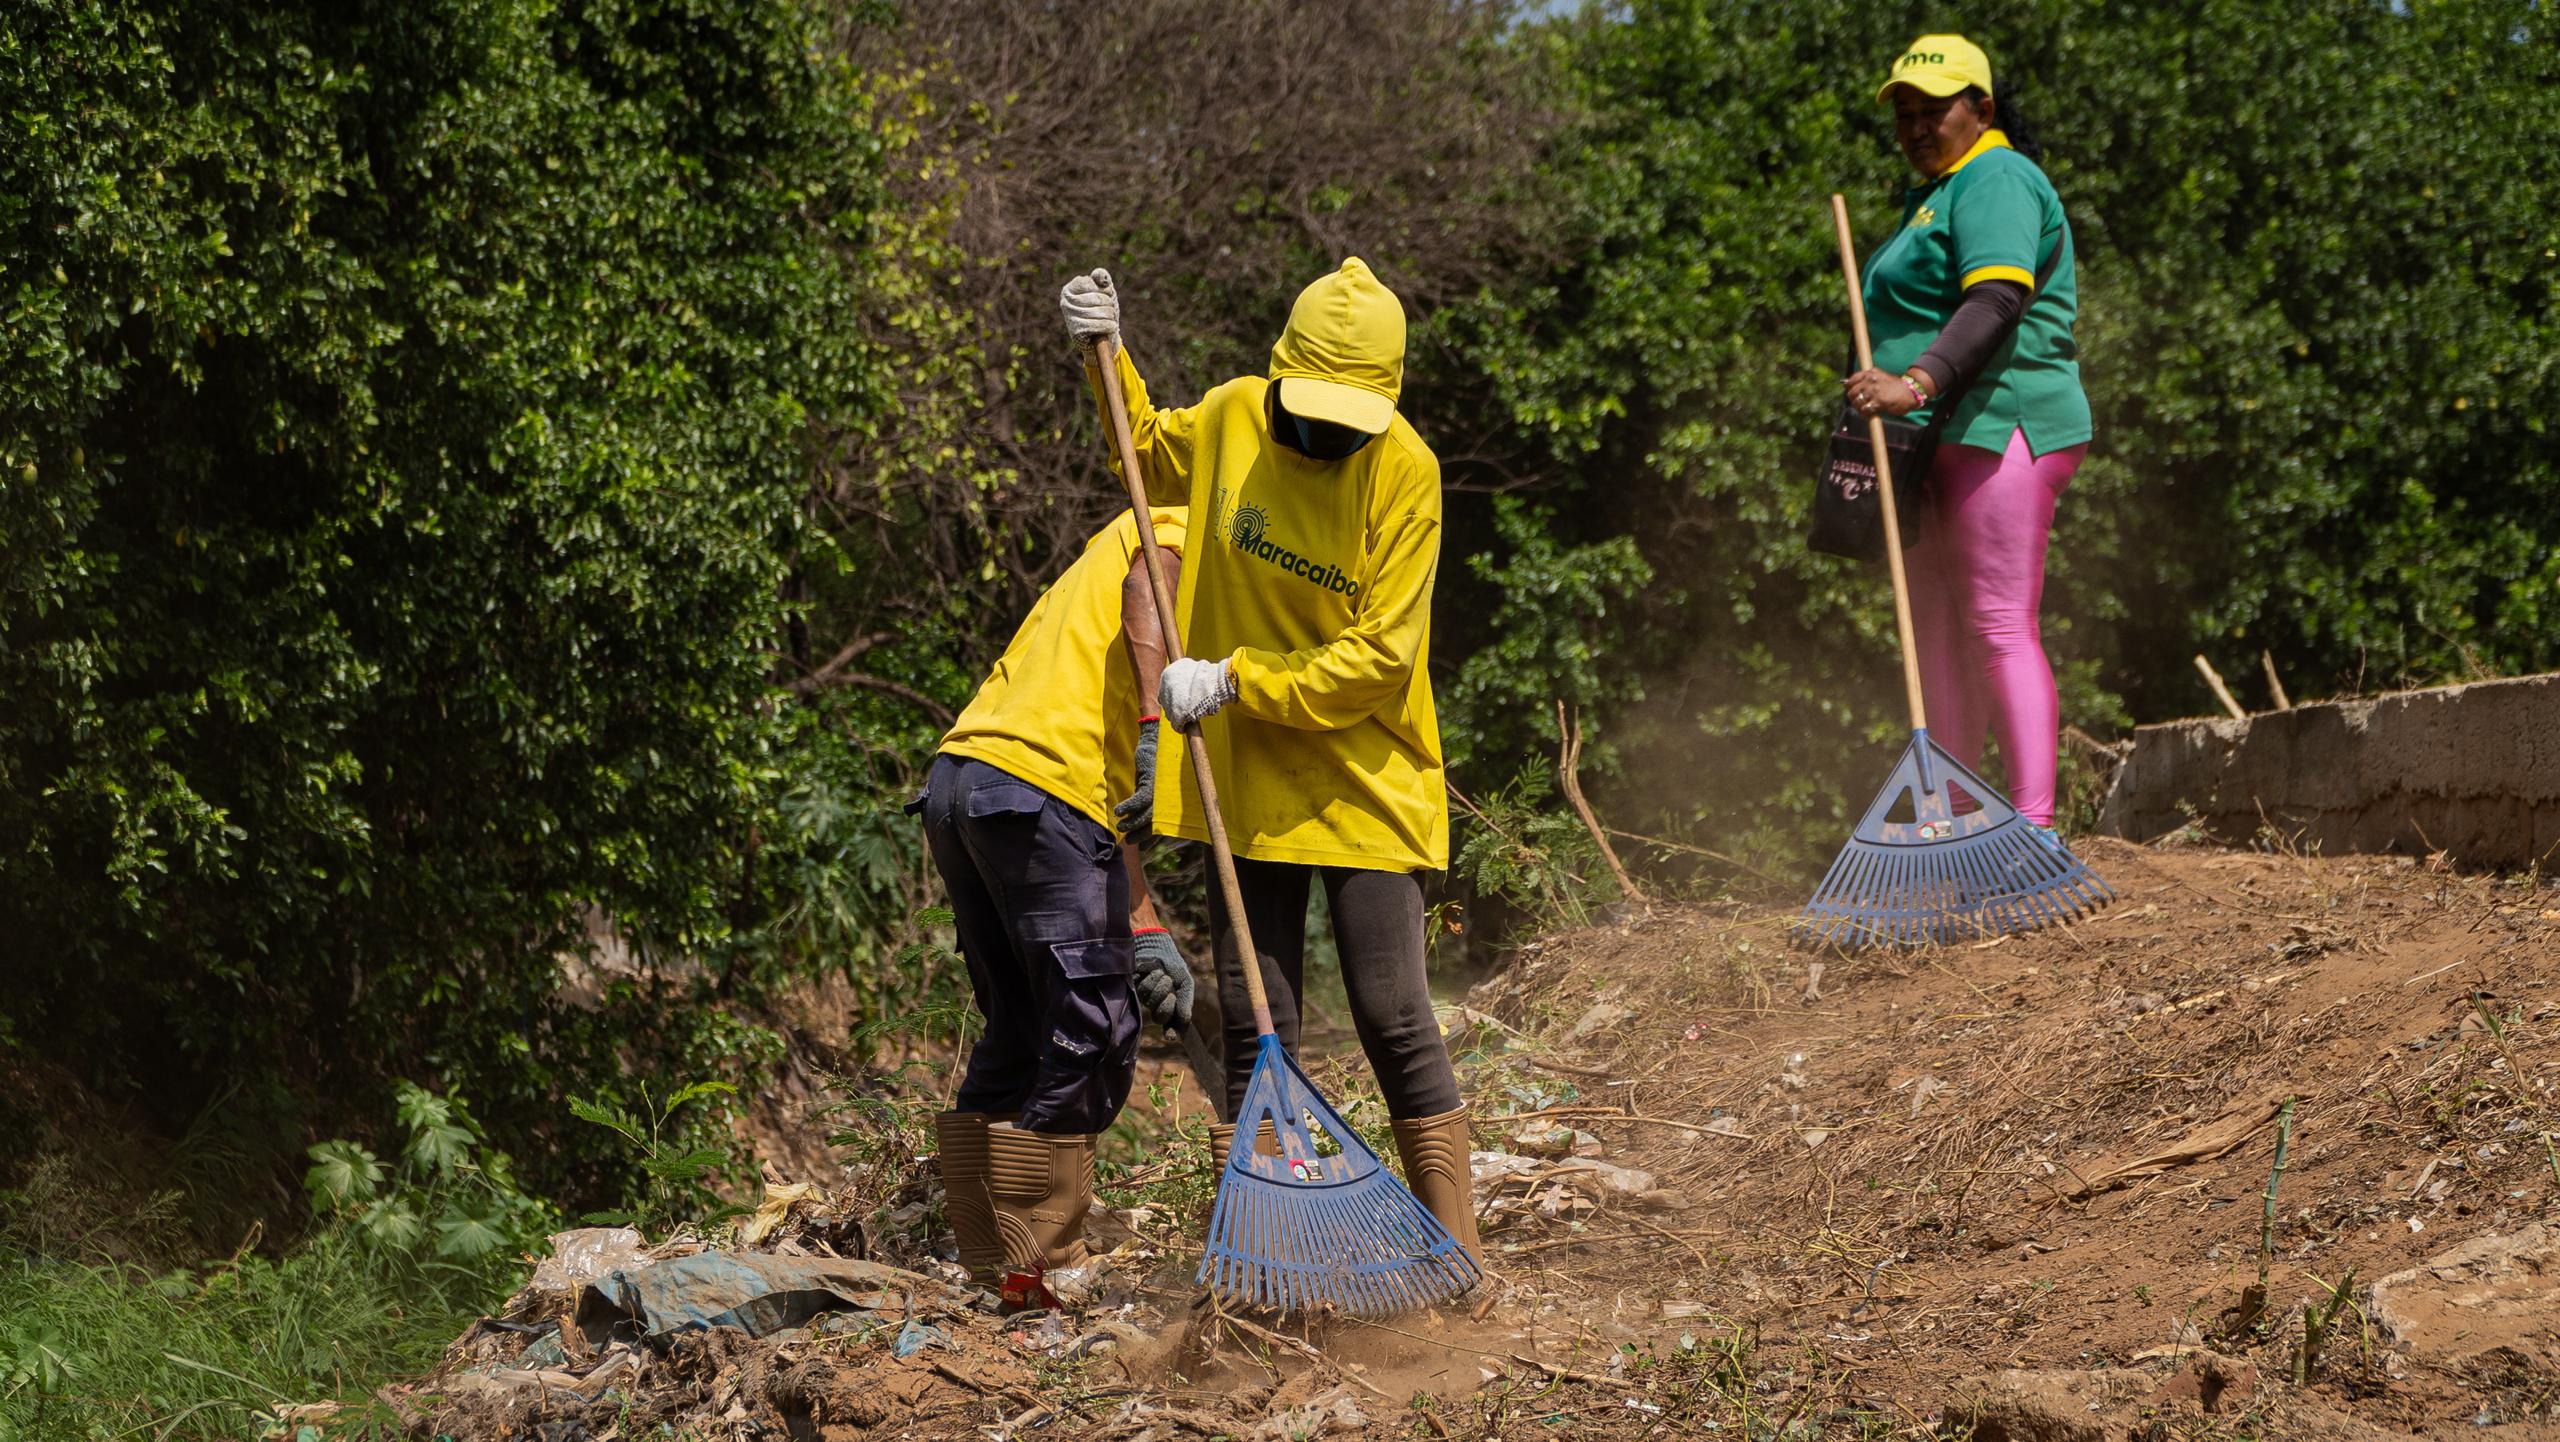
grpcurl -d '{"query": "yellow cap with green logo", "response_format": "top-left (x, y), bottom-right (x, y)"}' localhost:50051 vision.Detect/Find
top-left (1876, 33), bottom-right (1993, 103)
top-left (1268, 257), bottom-right (1404, 435)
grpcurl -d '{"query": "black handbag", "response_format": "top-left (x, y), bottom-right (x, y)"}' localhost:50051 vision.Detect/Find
top-left (1808, 402), bottom-right (1933, 563)
top-left (1807, 230), bottom-right (2065, 563)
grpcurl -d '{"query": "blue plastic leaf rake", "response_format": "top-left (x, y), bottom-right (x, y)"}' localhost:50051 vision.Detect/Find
top-left (1197, 1035), bottom-right (1480, 1314)
top-left (1801, 196), bottom-right (2112, 949)
top-left (1796, 728), bottom-right (2112, 948)
top-left (1094, 339), bottom-right (1478, 1316)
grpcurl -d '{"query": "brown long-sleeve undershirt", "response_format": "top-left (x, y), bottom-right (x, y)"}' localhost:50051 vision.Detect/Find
top-left (1908, 278), bottom-right (2030, 402)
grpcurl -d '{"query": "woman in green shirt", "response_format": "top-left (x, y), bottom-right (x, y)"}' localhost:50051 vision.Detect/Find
top-left (1842, 33), bottom-right (2089, 843)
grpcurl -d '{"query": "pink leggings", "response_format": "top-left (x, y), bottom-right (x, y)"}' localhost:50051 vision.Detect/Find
top-left (1906, 428), bottom-right (2085, 826)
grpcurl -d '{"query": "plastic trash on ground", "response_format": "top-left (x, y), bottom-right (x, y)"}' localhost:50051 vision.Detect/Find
top-left (576, 1251), bottom-right (968, 1347)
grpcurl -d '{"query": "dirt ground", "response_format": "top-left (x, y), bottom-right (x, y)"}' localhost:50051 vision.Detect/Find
top-left (400, 837), bottom-right (2560, 1440)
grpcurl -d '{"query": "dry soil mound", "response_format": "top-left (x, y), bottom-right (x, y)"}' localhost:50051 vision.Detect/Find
top-left (399, 839), bottom-right (2560, 1439)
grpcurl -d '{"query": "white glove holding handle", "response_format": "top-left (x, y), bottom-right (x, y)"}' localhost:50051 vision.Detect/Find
top-left (1159, 657), bottom-right (1236, 731)
top-left (1059, 268), bottom-right (1120, 348)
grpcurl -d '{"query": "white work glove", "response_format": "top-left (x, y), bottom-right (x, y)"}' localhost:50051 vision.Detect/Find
top-left (1059, 268), bottom-right (1120, 349)
top-left (1159, 657), bottom-right (1237, 731)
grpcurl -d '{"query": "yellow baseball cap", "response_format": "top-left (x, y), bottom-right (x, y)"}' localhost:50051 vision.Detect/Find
top-left (1876, 33), bottom-right (1993, 103)
top-left (1268, 257), bottom-right (1404, 435)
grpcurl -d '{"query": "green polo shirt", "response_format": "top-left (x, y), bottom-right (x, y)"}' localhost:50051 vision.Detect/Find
top-left (1862, 130), bottom-right (2091, 456)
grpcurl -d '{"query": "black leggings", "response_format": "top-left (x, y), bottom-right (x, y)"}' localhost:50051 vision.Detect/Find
top-left (1213, 859), bottom-right (1460, 1121)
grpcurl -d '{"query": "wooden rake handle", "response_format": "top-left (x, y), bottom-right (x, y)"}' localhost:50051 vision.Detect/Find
top-left (1092, 336), bottom-right (1275, 1038)
top-left (1828, 194), bottom-right (1929, 733)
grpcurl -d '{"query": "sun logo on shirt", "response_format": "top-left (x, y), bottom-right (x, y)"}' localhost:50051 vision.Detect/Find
top-left (1229, 502), bottom-right (1268, 553)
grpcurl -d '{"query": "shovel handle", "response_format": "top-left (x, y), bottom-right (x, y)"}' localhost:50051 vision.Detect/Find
top-left (1828, 194), bottom-right (1929, 733)
top-left (1093, 337), bottom-right (1275, 1038)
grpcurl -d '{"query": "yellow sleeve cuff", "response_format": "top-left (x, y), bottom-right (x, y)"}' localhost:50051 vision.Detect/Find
top-left (1962, 264), bottom-right (2036, 291)
top-left (1223, 648), bottom-right (1287, 723)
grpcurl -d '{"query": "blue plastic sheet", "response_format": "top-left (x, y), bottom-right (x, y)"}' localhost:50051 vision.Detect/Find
top-left (576, 1252), bottom-right (946, 1347)
top-left (891, 1319), bottom-right (949, 1358)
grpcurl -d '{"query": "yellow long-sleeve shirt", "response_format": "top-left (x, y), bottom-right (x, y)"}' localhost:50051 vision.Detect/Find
top-left (938, 508), bottom-right (1186, 832)
top-left (1091, 345), bottom-right (1448, 871)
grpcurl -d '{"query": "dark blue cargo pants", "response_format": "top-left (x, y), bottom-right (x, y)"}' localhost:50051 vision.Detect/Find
top-left (915, 755), bottom-right (1138, 1134)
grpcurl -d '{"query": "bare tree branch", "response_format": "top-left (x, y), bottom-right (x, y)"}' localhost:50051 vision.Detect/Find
top-left (789, 630), bottom-right (898, 696)
top-left (831, 672), bottom-right (959, 726)
top-left (1556, 700), bottom-right (1645, 905)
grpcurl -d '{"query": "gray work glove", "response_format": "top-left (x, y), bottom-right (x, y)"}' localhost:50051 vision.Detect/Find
top-left (1159, 656), bottom-right (1236, 731)
top-left (1131, 928), bottom-right (1194, 1031)
top-left (1059, 268), bottom-right (1120, 349)
top-left (1114, 717), bottom-right (1158, 842)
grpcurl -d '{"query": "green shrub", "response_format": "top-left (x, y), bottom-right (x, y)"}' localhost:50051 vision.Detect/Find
top-left (568, 1080), bottom-right (743, 1236)
top-left (302, 1083), bottom-right (555, 1265)
top-left (0, 0), bottom-right (887, 1187)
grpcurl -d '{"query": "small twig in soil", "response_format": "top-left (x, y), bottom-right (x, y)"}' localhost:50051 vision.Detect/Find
top-left (1499, 1105), bottom-right (1754, 1140)
top-left (1215, 1309), bottom-right (1391, 1401)
top-left (1341, 1314), bottom-right (1605, 1383)
top-left (932, 1360), bottom-right (1045, 1411)
top-left (1923, 956), bottom-right (1998, 1007)
top-left (1526, 1056), bottom-right (1619, 1079)
top-left (1623, 1213), bottom-right (1722, 1273)
top-left (1508, 1353), bottom-right (1622, 1388)
top-left (1600, 825), bottom-right (1791, 890)
top-left (1511, 1227), bottom-right (1711, 1257)
top-left (2406, 1156), bottom-right (2439, 1199)
top-left (1149, 1405), bottom-right (1246, 1436)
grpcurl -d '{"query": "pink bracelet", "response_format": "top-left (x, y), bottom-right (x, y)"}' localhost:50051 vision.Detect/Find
top-left (1901, 374), bottom-right (1929, 407)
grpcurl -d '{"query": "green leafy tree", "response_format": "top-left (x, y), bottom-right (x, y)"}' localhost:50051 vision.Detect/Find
top-left (0, 0), bottom-right (888, 1186)
top-left (1441, 496), bottom-right (1654, 771)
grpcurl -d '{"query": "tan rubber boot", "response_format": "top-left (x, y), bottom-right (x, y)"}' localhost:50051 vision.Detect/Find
top-left (934, 1111), bottom-right (1007, 1283)
top-left (985, 1124), bottom-right (1096, 1272)
top-left (1208, 1120), bottom-right (1281, 1163)
top-left (1390, 1105), bottom-right (1483, 1264)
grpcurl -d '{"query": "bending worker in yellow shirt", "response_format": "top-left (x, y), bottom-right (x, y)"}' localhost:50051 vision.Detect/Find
top-left (917, 508), bottom-right (1196, 1283)
top-left (1060, 257), bottom-right (1479, 1262)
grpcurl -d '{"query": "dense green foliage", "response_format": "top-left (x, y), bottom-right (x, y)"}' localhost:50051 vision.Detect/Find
top-left (2035, 0), bottom-right (2560, 683)
top-left (2, 0), bottom-right (886, 1179)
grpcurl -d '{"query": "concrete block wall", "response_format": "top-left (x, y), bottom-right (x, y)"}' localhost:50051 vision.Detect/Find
top-left (2094, 672), bottom-right (2560, 870)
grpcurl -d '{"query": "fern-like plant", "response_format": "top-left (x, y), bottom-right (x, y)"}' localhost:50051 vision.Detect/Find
top-left (301, 1083), bottom-right (554, 1264)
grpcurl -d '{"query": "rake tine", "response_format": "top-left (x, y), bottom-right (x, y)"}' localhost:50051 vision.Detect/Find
top-left (1799, 734), bottom-right (2112, 951)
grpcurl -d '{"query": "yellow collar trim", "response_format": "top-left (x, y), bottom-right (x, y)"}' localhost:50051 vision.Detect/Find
top-left (1936, 128), bottom-right (2012, 179)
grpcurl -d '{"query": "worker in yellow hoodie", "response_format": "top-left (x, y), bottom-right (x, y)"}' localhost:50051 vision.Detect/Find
top-left (917, 507), bottom-right (1194, 1285)
top-left (1057, 257), bottom-right (1479, 1262)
